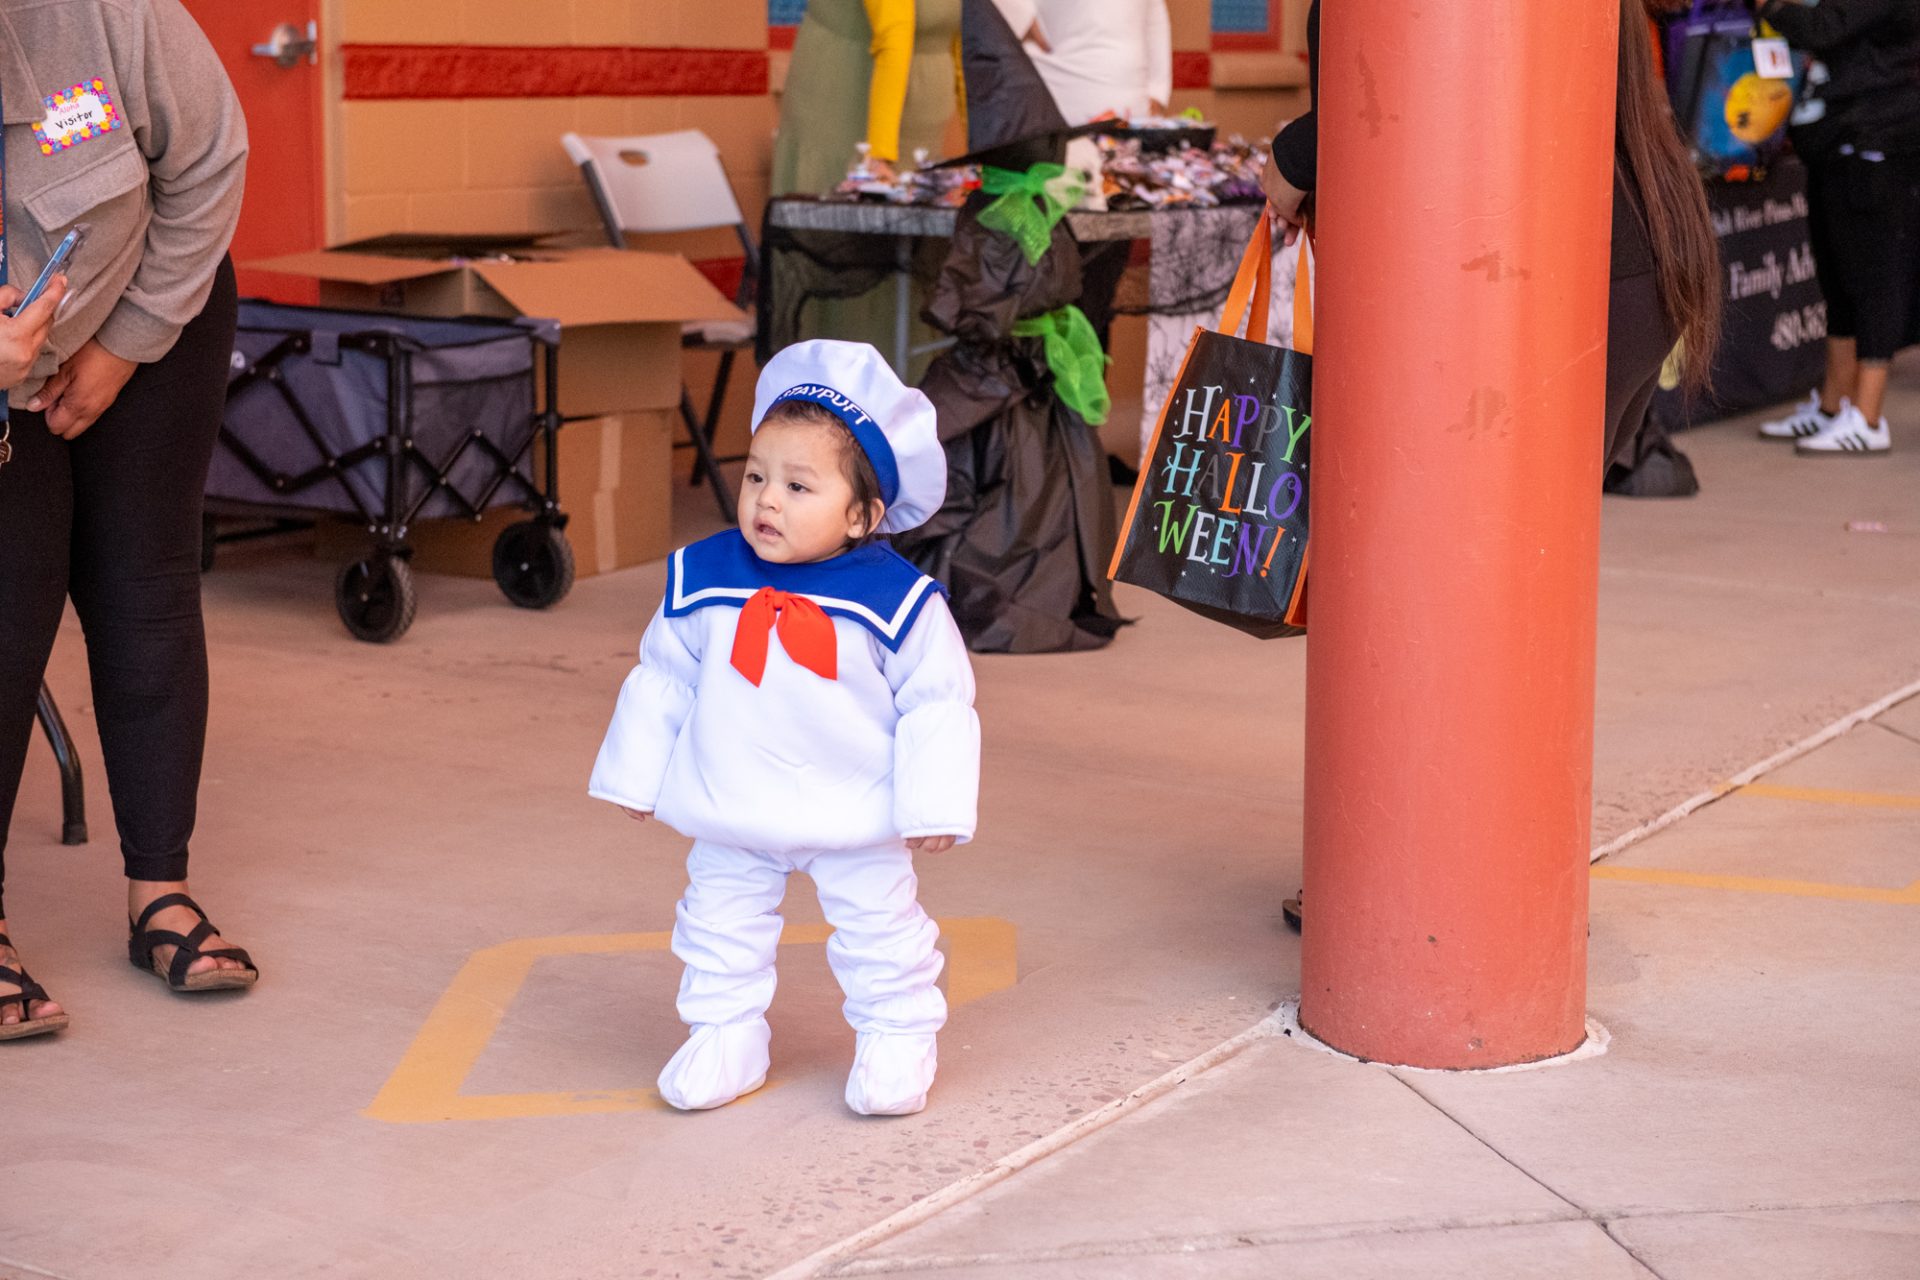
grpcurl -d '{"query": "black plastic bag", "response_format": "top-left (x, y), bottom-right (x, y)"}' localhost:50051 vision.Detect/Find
top-left (893, 199), bottom-right (1124, 654)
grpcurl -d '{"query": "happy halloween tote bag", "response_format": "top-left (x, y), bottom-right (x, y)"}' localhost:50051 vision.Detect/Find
top-left (1108, 218), bottom-right (1312, 639)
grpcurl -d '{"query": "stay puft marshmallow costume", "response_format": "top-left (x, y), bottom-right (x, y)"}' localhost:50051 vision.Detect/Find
top-left (590, 340), bottom-right (980, 1116)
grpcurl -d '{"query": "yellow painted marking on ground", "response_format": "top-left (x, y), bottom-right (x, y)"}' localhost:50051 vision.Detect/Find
top-left (1591, 865), bottom-right (1920, 904)
top-left (366, 917), bottom-right (1019, 1124)
top-left (1738, 783), bottom-right (1920, 811)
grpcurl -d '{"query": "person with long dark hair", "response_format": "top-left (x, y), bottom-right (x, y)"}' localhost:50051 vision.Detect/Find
top-left (1752, 0), bottom-right (1920, 454)
top-left (1610, 0), bottom-right (1725, 467)
top-left (1263, 0), bottom-right (1721, 471)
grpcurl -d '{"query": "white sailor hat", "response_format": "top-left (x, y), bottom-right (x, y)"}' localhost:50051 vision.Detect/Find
top-left (751, 339), bottom-right (946, 535)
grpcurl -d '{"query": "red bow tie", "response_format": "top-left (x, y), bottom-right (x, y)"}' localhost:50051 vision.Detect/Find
top-left (729, 587), bottom-right (838, 686)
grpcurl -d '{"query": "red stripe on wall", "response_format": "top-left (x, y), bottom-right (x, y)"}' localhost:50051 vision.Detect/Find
top-left (1172, 51), bottom-right (1212, 91)
top-left (342, 45), bottom-right (770, 100)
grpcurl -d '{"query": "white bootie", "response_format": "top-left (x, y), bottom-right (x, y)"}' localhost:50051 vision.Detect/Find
top-left (844, 1032), bottom-right (938, 1117)
top-left (657, 1020), bottom-right (772, 1111)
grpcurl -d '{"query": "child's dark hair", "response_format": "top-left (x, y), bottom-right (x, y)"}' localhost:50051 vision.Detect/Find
top-left (761, 400), bottom-right (888, 546)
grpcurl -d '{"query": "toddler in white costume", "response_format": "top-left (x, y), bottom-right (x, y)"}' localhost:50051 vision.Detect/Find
top-left (590, 340), bottom-right (980, 1116)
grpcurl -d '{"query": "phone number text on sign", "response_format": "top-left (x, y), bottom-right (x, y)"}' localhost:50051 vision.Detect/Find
top-left (1771, 301), bottom-right (1827, 352)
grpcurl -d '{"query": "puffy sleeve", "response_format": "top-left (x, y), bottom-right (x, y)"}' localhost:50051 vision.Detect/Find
top-left (588, 604), bottom-right (703, 813)
top-left (863, 0), bottom-right (917, 163)
top-left (885, 595), bottom-right (981, 843)
top-left (96, 0), bottom-right (248, 364)
top-left (1146, 0), bottom-right (1173, 110)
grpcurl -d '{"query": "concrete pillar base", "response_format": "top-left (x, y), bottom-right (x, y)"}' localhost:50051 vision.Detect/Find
top-left (1275, 1001), bottom-right (1611, 1075)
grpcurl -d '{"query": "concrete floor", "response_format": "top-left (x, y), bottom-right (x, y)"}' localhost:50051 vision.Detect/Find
top-left (4, 373), bottom-right (1919, 1279)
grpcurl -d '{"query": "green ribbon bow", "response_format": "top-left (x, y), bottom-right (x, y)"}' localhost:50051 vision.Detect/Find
top-left (978, 163), bottom-right (1090, 266)
top-left (1012, 304), bottom-right (1111, 426)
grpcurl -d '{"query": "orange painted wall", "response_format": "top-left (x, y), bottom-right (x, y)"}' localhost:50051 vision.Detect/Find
top-left (318, 0), bottom-right (1311, 255)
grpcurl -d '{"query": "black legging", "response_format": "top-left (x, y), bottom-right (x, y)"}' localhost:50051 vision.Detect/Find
top-left (0, 257), bottom-right (238, 917)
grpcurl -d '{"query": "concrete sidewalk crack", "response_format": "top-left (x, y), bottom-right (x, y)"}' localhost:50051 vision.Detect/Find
top-left (1386, 1075), bottom-right (1672, 1278)
top-left (1603, 1195), bottom-right (1920, 1222)
top-left (1599, 1220), bottom-right (1675, 1280)
top-left (1874, 719), bottom-right (1920, 749)
top-left (824, 1211), bottom-right (1589, 1275)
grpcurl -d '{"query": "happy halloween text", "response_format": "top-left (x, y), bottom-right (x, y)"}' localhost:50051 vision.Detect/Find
top-left (1149, 382), bottom-right (1308, 578)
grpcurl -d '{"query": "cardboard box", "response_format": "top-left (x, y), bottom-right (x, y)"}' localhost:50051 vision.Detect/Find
top-left (314, 412), bottom-right (675, 579)
top-left (249, 240), bottom-right (745, 417)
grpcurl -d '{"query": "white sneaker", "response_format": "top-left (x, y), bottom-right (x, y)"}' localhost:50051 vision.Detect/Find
top-left (1759, 391), bottom-right (1835, 439)
top-left (657, 1020), bottom-right (772, 1111)
top-left (845, 1032), bottom-right (938, 1117)
top-left (1796, 403), bottom-right (1892, 455)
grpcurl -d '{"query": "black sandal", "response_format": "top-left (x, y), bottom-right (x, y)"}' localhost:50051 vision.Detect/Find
top-left (128, 894), bottom-right (258, 992)
top-left (0, 933), bottom-right (70, 1040)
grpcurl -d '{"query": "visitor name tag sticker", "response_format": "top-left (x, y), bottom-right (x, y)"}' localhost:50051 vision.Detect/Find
top-left (33, 80), bottom-right (124, 155)
top-left (1753, 38), bottom-right (1795, 81)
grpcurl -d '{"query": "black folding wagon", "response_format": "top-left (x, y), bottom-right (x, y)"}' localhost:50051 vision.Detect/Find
top-left (209, 301), bottom-right (573, 643)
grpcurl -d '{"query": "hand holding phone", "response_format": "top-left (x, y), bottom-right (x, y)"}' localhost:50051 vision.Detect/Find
top-left (0, 278), bottom-right (67, 390)
top-left (8, 224), bottom-right (88, 318)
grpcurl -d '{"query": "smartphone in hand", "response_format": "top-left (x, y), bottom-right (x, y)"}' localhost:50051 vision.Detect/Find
top-left (7, 223), bottom-right (89, 317)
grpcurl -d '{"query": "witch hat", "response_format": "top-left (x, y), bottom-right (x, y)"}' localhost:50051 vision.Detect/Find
top-left (936, 0), bottom-right (1100, 172)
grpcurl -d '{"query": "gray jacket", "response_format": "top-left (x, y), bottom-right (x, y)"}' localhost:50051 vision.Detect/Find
top-left (1, 0), bottom-right (246, 405)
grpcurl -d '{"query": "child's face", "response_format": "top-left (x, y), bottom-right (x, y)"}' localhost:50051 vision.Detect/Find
top-left (739, 417), bottom-right (876, 564)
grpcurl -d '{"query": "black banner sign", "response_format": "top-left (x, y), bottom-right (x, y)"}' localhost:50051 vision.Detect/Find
top-left (1655, 158), bottom-right (1828, 429)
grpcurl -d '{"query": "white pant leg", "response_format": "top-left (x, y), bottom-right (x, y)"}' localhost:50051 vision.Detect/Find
top-left (804, 843), bottom-right (947, 1036)
top-left (672, 840), bottom-right (791, 1028)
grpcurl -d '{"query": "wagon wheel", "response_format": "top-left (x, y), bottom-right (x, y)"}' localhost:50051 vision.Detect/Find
top-left (492, 520), bottom-right (575, 610)
top-left (335, 555), bottom-right (417, 643)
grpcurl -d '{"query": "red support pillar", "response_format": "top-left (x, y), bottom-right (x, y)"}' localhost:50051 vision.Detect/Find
top-left (1299, 1), bottom-right (1617, 1067)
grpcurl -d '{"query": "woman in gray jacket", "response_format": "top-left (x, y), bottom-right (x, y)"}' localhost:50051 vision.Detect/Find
top-left (0, 0), bottom-right (253, 1039)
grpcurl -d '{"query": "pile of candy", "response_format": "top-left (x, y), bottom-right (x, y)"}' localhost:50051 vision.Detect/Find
top-left (833, 146), bottom-right (979, 206)
top-left (827, 133), bottom-right (1271, 209)
top-left (1099, 136), bottom-right (1269, 210)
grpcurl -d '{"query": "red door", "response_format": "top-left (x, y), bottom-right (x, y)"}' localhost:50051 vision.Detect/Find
top-left (179, 1), bottom-right (324, 303)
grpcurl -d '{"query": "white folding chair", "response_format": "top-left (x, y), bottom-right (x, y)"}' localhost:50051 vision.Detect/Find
top-left (562, 130), bottom-right (758, 519)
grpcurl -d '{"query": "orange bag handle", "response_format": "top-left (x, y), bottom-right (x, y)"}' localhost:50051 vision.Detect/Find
top-left (1293, 233), bottom-right (1315, 356)
top-left (1218, 218), bottom-right (1315, 356)
top-left (1219, 217), bottom-right (1273, 343)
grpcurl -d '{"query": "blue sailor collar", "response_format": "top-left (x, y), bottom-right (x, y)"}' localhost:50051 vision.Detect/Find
top-left (665, 530), bottom-right (947, 652)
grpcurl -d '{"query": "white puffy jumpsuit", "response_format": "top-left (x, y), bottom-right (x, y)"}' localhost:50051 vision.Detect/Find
top-left (590, 533), bottom-right (981, 1114)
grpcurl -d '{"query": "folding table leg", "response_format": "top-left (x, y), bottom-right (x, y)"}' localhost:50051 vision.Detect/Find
top-left (690, 349), bottom-right (738, 489)
top-left (681, 390), bottom-right (736, 520)
top-left (33, 683), bottom-right (87, 847)
top-left (893, 238), bottom-right (914, 377)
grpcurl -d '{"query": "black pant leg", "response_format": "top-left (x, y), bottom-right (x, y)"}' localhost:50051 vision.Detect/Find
top-left (0, 403), bottom-right (77, 919)
top-left (1604, 271), bottom-right (1675, 470)
top-left (64, 259), bottom-right (237, 885)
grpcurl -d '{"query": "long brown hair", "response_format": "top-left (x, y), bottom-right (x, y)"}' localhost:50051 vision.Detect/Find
top-left (1618, 0), bottom-right (1721, 392)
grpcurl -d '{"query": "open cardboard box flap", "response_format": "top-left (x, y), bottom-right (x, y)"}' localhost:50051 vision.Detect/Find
top-left (247, 245), bottom-right (744, 328)
top-left (249, 250), bottom-right (456, 287)
top-left (468, 249), bottom-right (742, 328)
